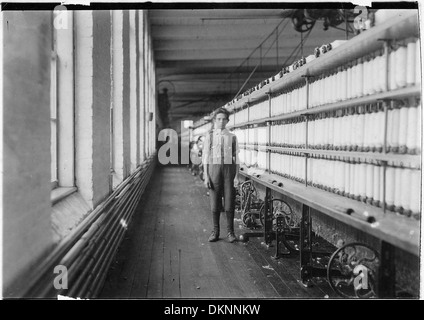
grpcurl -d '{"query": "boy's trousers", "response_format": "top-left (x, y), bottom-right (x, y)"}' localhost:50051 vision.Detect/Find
top-left (208, 163), bottom-right (237, 234)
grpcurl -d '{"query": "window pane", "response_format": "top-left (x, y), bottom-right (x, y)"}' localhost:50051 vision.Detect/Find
top-left (51, 120), bottom-right (57, 183)
top-left (50, 52), bottom-right (58, 184)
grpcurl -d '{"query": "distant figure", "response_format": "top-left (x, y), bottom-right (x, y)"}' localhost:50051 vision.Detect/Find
top-left (158, 88), bottom-right (171, 126)
top-left (189, 135), bottom-right (205, 180)
top-left (202, 108), bottom-right (240, 243)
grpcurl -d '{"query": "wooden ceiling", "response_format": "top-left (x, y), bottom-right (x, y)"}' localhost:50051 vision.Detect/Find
top-left (150, 8), bottom-right (349, 129)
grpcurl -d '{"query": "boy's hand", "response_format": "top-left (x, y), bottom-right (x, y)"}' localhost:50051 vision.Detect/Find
top-left (204, 177), bottom-right (212, 190)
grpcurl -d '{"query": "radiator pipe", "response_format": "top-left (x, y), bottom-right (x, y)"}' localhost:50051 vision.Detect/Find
top-left (63, 167), bottom-right (151, 296)
top-left (24, 156), bottom-right (155, 297)
top-left (89, 163), bottom-right (155, 297)
top-left (89, 172), bottom-right (153, 297)
top-left (64, 161), bottom-right (155, 297)
top-left (67, 176), bottom-right (145, 297)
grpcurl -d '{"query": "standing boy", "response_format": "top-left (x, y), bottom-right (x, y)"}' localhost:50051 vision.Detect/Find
top-left (202, 108), bottom-right (240, 243)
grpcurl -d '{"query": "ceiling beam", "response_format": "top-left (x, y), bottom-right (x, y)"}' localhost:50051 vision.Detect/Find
top-left (155, 57), bottom-right (294, 69)
top-left (149, 9), bottom-right (289, 19)
top-left (156, 65), bottom-right (278, 76)
top-left (154, 46), bottom-right (319, 61)
top-left (157, 71), bottom-right (279, 81)
top-left (150, 16), bottom-right (285, 26)
top-left (151, 23), bottom-right (283, 40)
top-left (153, 35), bottom-right (341, 51)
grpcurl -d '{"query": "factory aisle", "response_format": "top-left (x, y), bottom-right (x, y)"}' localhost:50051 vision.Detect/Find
top-left (99, 166), bottom-right (335, 299)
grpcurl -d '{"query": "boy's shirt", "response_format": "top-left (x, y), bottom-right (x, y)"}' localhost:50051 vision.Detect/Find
top-left (202, 128), bottom-right (240, 165)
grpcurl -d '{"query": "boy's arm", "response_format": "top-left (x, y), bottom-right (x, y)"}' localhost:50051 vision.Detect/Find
top-left (233, 135), bottom-right (240, 187)
top-left (203, 134), bottom-right (211, 189)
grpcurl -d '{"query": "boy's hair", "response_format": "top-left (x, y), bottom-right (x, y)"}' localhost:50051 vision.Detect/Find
top-left (213, 108), bottom-right (230, 120)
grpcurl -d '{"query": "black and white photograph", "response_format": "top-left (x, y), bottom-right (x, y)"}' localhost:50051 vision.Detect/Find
top-left (0, 0), bottom-right (422, 307)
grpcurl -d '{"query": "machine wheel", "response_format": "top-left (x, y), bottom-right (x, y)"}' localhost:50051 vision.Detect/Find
top-left (259, 199), bottom-right (295, 228)
top-left (327, 242), bottom-right (379, 298)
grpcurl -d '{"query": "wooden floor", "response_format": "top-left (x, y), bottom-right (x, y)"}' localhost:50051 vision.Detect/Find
top-left (99, 166), bottom-right (337, 299)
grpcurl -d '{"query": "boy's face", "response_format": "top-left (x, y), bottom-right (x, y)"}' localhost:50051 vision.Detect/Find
top-left (214, 113), bottom-right (229, 129)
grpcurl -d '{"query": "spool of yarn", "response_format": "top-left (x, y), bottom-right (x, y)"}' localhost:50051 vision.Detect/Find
top-left (363, 110), bottom-right (371, 152)
top-left (400, 167), bottom-right (412, 216)
top-left (335, 68), bottom-right (341, 102)
top-left (286, 123), bottom-right (291, 147)
top-left (357, 110), bottom-right (365, 152)
top-left (333, 160), bottom-right (339, 193)
top-left (321, 75), bottom-right (327, 105)
top-left (352, 161), bottom-right (359, 200)
top-left (363, 56), bottom-right (370, 96)
top-left (369, 111), bottom-right (377, 151)
top-left (390, 106), bottom-right (401, 153)
top-left (276, 124), bottom-right (281, 146)
top-left (371, 52), bottom-right (378, 93)
top-left (328, 116), bottom-right (335, 149)
top-left (299, 86), bottom-right (303, 110)
top-left (275, 125), bottom-right (279, 146)
top-left (348, 160), bottom-right (355, 199)
top-left (321, 75), bottom-right (326, 105)
top-left (331, 159), bottom-right (337, 192)
top-left (415, 38), bottom-right (421, 85)
top-left (351, 112), bottom-right (359, 151)
top-left (385, 166), bottom-right (396, 211)
top-left (398, 105), bottom-right (408, 154)
top-left (386, 108), bottom-right (394, 153)
top-left (395, 42), bottom-right (407, 88)
top-left (388, 46), bottom-right (397, 91)
top-left (349, 114), bottom-right (356, 151)
top-left (306, 157), bottom-right (311, 185)
top-left (333, 115), bottom-right (340, 150)
top-left (339, 160), bottom-right (345, 195)
top-left (323, 116), bottom-right (329, 149)
top-left (309, 120), bottom-right (315, 148)
top-left (358, 162), bottom-right (367, 201)
top-left (340, 115), bottom-right (347, 150)
top-left (279, 95), bottom-right (284, 115)
top-left (341, 66), bottom-right (348, 101)
top-left (365, 163), bottom-right (374, 204)
top-left (380, 49), bottom-right (388, 92)
top-left (358, 58), bottom-right (365, 97)
top-left (311, 158), bottom-right (316, 187)
top-left (393, 167), bottom-right (404, 214)
top-left (317, 118), bottom-right (323, 149)
top-left (372, 164), bottom-right (381, 207)
top-left (375, 110), bottom-right (385, 152)
top-left (314, 79), bottom-right (319, 107)
top-left (297, 121), bottom-right (302, 147)
top-left (346, 114), bottom-right (353, 151)
top-left (330, 71), bottom-right (336, 103)
top-left (347, 63), bottom-right (352, 100)
top-left (351, 60), bottom-right (358, 99)
top-left (309, 82), bottom-right (314, 107)
top-left (344, 160), bottom-right (351, 197)
top-left (406, 38), bottom-right (416, 86)
top-left (415, 102), bottom-right (421, 154)
top-left (302, 121), bottom-right (307, 148)
top-left (410, 169), bottom-right (421, 219)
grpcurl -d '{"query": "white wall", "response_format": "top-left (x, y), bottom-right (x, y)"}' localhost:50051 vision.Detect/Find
top-left (1, 9), bottom-right (157, 297)
top-left (2, 11), bottom-right (54, 295)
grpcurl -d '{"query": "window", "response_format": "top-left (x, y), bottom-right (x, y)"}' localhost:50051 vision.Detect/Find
top-left (50, 25), bottom-right (58, 188)
top-left (51, 10), bottom-right (75, 201)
